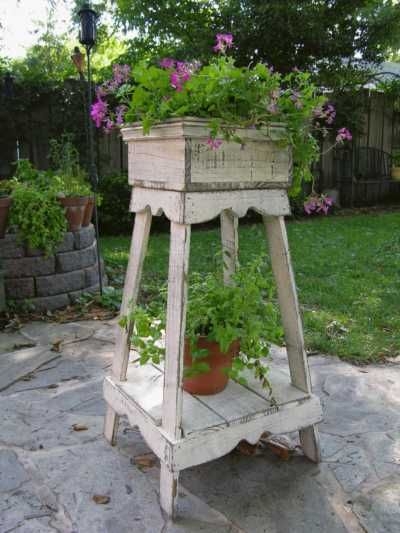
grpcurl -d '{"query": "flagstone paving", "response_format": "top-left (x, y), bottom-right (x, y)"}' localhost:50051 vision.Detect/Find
top-left (0, 319), bottom-right (399, 532)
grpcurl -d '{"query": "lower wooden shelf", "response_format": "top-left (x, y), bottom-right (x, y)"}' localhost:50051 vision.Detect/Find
top-left (104, 360), bottom-right (323, 472)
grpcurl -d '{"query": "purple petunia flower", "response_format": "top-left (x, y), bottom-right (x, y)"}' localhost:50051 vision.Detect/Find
top-left (91, 98), bottom-right (108, 128)
top-left (160, 57), bottom-right (176, 69)
top-left (336, 127), bottom-right (352, 143)
top-left (213, 33), bottom-right (234, 53)
top-left (206, 138), bottom-right (223, 150)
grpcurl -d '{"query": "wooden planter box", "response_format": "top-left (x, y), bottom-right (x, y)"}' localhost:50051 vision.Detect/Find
top-left (122, 118), bottom-right (292, 191)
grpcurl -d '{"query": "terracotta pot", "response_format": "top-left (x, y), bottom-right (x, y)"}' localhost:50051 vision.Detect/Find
top-left (183, 337), bottom-right (240, 395)
top-left (0, 196), bottom-right (12, 238)
top-left (58, 196), bottom-right (88, 232)
top-left (82, 196), bottom-right (95, 227)
top-left (392, 166), bottom-right (400, 181)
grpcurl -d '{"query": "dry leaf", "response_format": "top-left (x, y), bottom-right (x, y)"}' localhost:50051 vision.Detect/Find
top-left (51, 340), bottom-right (63, 352)
top-left (133, 453), bottom-right (157, 468)
top-left (260, 436), bottom-right (293, 461)
top-left (236, 440), bottom-right (258, 456)
top-left (72, 423), bottom-right (88, 432)
top-left (92, 495), bottom-right (110, 505)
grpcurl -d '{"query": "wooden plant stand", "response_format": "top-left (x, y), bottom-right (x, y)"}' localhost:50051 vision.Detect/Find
top-left (103, 119), bottom-right (323, 518)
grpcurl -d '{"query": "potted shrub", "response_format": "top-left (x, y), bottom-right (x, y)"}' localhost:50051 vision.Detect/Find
top-left (57, 176), bottom-right (91, 232)
top-left (9, 160), bottom-right (67, 255)
top-left (49, 136), bottom-right (91, 231)
top-left (126, 257), bottom-right (283, 395)
top-left (0, 180), bottom-right (13, 239)
top-left (392, 150), bottom-right (400, 180)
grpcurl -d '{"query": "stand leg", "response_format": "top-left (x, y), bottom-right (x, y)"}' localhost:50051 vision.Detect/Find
top-left (220, 210), bottom-right (238, 285)
top-left (160, 463), bottom-right (179, 519)
top-left (160, 222), bottom-right (191, 517)
top-left (263, 215), bottom-right (321, 463)
top-left (104, 208), bottom-right (152, 445)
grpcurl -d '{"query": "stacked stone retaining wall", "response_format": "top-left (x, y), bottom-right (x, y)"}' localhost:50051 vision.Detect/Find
top-left (0, 225), bottom-right (106, 311)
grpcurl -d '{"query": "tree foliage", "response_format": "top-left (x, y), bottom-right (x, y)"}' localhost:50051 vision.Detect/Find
top-left (112, 0), bottom-right (400, 77)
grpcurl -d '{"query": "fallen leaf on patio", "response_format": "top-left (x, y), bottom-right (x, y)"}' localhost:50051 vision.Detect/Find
top-left (51, 340), bottom-right (63, 352)
top-left (72, 423), bottom-right (88, 431)
top-left (92, 495), bottom-right (110, 505)
top-left (133, 453), bottom-right (157, 468)
top-left (261, 436), bottom-right (293, 461)
top-left (236, 440), bottom-right (258, 456)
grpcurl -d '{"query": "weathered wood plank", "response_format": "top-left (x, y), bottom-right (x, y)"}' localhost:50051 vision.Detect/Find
top-left (263, 215), bottom-right (310, 393)
top-left (220, 209), bottom-right (238, 285)
top-left (130, 188), bottom-right (290, 224)
top-left (104, 374), bottom-right (322, 473)
top-left (172, 394), bottom-right (322, 471)
top-left (162, 222), bottom-right (191, 440)
top-left (104, 208), bottom-right (152, 445)
top-left (118, 363), bottom-right (227, 434)
top-left (160, 464), bottom-right (179, 518)
top-left (263, 215), bottom-right (321, 463)
top-left (240, 365), bottom-right (310, 406)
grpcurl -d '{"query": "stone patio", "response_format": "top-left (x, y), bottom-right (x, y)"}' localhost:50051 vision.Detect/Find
top-left (0, 319), bottom-right (398, 532)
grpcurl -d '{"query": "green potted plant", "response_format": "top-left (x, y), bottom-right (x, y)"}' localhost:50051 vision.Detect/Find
top-left (9, 160), bottom-right (67, 255)
top-left (124, 257), bottom-right (283, 395)
top-left (48, 136), bottom-right (91, 231)
top-left (392, 150), bottom-right (400, 180)
top-left (0, 180), bottom-right (13, 239)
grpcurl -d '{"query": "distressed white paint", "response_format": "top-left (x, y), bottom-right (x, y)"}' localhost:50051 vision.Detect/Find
top-left (104, 371), bottom-right (322, 473)
top-left (220, 210), bottom-right (238, 285)
top-left (129, 187), bottom-right (290, 224)
top-left (122, 118), bottom-right (291, 191)
top-left (104, 209), bottom-right (152, 445)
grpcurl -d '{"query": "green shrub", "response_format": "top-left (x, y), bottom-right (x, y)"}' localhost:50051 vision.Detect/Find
top-left (98, 173), bottom-right (133, 234)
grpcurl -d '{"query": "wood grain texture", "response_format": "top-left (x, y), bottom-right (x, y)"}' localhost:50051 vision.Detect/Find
top-left (263, 215), bottom-right (311, 393)
top-left (160, 464), bottom-right (179, 518)
top-left (103, 373), bottom-right (322, 472)
top-left (113, 209), bottom-right (152, 380)
top-left (220, 210), bottom-right (238, 285)
top-left (122, 118), bottom-right (291, 192)
top-left (162, 222), bottom-right (191, 440)
top-left (130, 187), bottom-right (290, 224)
top-left (299, 425), bottom-right (322, 463)
top-left (104, 209), bottom-right (152, 445)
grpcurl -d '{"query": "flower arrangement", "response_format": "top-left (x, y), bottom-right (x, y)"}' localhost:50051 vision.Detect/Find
top-left (303, 193), bottom-right (334, 215)
top-left (91, 33), bottom-right (351, 195)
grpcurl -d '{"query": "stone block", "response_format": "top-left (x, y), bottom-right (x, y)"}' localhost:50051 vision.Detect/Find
top-left (56, 232), bottom-right (74, 253)
top-left (56, 243), bottom-right (96, 273)
top-left (0, 235), bottom-right (24, 259)
top-left (74, 225), bottom-right (95, 250)
top-left (29, 293), bottom-right (70, 311)
top-left (36, 270), bottom-right (86, 297)
top-left (3, 256), bottom-right (55, 278)
top-left (85, 264), bottom-right (100, 286)
top-left (5, 278), bottom-right (35, 299)
top-left (25, 246), bottom-right (44, 257)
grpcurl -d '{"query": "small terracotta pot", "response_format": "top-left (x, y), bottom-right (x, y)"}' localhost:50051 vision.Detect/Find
top-left (0, 196), bottom-right (12, 239)
top-left (82, 196), bottom-right (95, 227)
top-left (183, 337), bottom-right (240, 395)
top-left (58, 196), bottom-right (88, 232)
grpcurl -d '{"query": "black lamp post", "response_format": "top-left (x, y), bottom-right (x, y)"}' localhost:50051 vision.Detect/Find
top-left (78, 3), bottom-right (103, 295)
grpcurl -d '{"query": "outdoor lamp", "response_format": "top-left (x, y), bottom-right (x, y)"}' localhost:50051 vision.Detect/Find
top-left (78, 3), bottom-right (97, 49)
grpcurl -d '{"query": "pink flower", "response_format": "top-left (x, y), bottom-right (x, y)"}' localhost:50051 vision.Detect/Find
top-left (213, 33), bottom-right (234, 53)
top-left (104, 118), bottom-right (115, 133)
top-left (112, 64), bottom-right (131, 85)
top-left (91, 98), bottom-right (108, 128)
top-left (336, 127), bottom-right (352, 143)
top-left (170, 71), bottom-right (182, 91)
top-left (206, 138), bottom-right (223, 150)
top-left (160, 57), bottom-right (175, 69)
top-left (115, 105), bottom-right (127, 126)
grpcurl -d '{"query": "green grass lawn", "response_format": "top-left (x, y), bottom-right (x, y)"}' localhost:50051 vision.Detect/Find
top-left (100, 211), bottom-right (400, 363)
